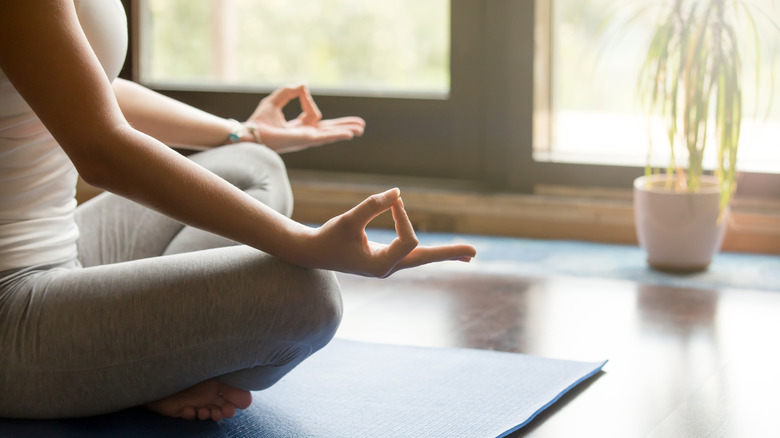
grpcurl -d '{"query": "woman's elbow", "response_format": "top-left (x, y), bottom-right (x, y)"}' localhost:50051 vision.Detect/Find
top-left (73, 159), bottom-right (113, 191)
top-left (63, 124), bottom-right (135, 191)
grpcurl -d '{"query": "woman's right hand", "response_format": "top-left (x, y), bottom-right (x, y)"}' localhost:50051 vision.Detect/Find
top-left (301, 188), bottom-right (476, 278)
top-left (247, 83), bottom-right (366, 154)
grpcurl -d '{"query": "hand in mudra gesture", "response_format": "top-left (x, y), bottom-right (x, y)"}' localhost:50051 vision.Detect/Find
top-left (306, 188), bottom-right (476, 278)
top-left (247, 83), bottom-right (366, 153)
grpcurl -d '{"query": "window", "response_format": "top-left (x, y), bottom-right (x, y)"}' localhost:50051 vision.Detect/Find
top-left (535, 0), bottom-right (780, 174)
top-left (140, 0), bottom-right (449, 97)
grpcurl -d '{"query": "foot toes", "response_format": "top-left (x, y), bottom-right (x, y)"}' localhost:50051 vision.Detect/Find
top-left (219, 383), bottom-right (253, 410)
top-left (180, 407), bottom-right (196, 420)
top-left (145, 379), bottom-right (248, 422)
top-left (221, 403), bottom-right (237, 419)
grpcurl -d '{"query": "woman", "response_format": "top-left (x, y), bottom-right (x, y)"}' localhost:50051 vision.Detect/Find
top-left (0, 0), bottom-right (476, 421)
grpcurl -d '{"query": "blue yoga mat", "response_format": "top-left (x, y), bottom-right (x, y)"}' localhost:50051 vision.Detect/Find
top-left (0, 339), bottom-right (606, 438)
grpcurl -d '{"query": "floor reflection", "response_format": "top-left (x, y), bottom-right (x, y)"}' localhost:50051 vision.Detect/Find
top-left (335, 269), bottom-right (533, 350)
top-left (635, 285), bottom-right (723, 436)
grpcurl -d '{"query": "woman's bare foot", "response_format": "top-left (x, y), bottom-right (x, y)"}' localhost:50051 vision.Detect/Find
top-left (144, 379), bottom-right (253, 421)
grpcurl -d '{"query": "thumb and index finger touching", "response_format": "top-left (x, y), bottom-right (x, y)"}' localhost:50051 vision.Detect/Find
top-left (348, 189), bottom-right (477, 271)
top-left (348, 188), bottom-right (402, 229)
top-left (267, 83), bottom-right (322, 124)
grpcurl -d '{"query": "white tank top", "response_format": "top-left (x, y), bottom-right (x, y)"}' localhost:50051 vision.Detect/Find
top-left (0, 0), bottom-right (128, 271)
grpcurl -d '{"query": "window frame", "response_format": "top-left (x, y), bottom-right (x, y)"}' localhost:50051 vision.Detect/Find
top-left (124, 0), bottom-right (780, 199)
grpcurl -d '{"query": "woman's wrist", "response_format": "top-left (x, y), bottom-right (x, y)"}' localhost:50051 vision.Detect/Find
top-left (225, 119), bottom-right (262, 145)
top-left (263, 218), bottom-right (320, 269)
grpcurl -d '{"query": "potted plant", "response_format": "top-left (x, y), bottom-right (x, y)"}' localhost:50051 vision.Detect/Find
top-left (632, 0), bottom-right (776, 272)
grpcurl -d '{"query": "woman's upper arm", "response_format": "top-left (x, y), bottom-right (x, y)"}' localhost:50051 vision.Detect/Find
top-left (0, 0), bottom-right (128, 178)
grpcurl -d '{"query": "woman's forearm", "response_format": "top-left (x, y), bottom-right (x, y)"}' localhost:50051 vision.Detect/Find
top-left (112, 78), bottom-right (245, 148)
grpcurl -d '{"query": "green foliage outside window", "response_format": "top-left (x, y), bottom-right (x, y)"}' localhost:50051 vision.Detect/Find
top-left (143, 0), bottom-right (449, 94)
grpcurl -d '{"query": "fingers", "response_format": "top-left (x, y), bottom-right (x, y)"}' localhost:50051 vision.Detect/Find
top-left (267, 83), bottom-right (322, 124)
top-left (345, 188), bottom-right (417, 277)
top-left (294, 116), bottom-right (365, 136)
top-left (393, 244), bottom-right (477, 272)
top-left (296, 126), bottom-right (359, 146)
top-left (385, 197), bottom-right (419, 262)
top-left (297, 84), bottom-right (322, 124)
top-left (317, 116), bottom-right (366, 129)
top-left (266, 83), bottom-right (305, 106)
top-left (348, 188), bottom-right (400, 228)
top-left (308, 120), bottom-right (365, 141)
top-left (391, 198), bottom-right (416, 243)
top-left (311, 117), bottom-right (365, 137)
top-left (333, 189), bottom-right (477, 278)
top-left (259, 124), bottom-right (359, 153)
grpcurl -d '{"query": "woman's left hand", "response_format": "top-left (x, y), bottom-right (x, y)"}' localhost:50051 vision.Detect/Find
top-left (299, 188), bottom-right (477, 278)
top-left (247, 83), bottom-right (366, 153)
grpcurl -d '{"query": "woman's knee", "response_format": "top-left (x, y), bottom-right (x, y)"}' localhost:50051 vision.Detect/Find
top-left (214, 264), bottom-right (342, 392)
top-left (230, 254), bottom-right (342, 349)
top-left (190, 143), bottom-right (294, 216)
top-left (240, 143), bottom-right (294, 216)
top-left (287, 267), bottom-right (343, 349)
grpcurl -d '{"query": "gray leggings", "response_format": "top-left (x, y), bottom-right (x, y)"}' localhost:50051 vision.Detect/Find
top-left (0, 144), bottom-right (342, 419)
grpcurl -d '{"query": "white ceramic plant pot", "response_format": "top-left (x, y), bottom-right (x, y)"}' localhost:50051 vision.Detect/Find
top-left (633, 174), bottom-right (728, 272)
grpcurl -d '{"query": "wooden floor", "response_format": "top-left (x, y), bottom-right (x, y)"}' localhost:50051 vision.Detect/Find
top-left (334, 266), bottom-right (780, 437)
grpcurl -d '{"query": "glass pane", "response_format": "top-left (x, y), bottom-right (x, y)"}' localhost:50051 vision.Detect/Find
top-left (536, 0), bottom-right (780, 174)
top-left (140, 0), bottom-right (450, 96)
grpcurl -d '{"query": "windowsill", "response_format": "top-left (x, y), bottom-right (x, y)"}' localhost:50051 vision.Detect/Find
top-left (538, 110), bottom-right (780, 175)
top-left (289, 169), bottom-right (780, 255)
